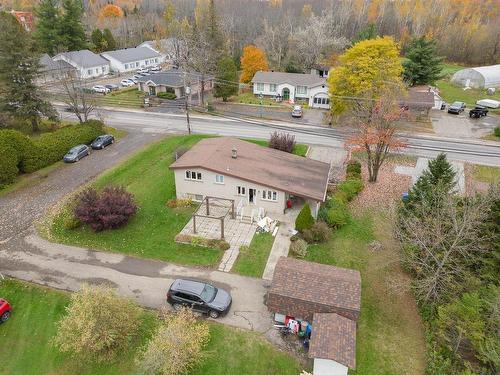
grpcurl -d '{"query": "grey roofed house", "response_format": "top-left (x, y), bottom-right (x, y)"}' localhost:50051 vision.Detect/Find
top-left (251, 71), bottom-right (325, 88)
top-left (39, 53), bottom-right (75, 73)
top-left (170, 137), bottom-right (330, 202)
top-left (137, 69), bottom-right (213, 87)
top-left (54, 49), bottom-right (109, 69)
top-left (101, 46), bottom-right (161, 64)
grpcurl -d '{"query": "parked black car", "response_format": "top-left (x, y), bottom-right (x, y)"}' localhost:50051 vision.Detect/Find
top-left (167, 279), bottom-right (232, 319)
top-left (105, 84), bottom-right (119, 92)
top-left (91, 134), bottom-right (115, 149)
top-left (447, 101), bottom-right (466, 114)
top-left (469, 106), bottom-right (488, 118)
top-left (63, 144), bottom-right (90, 162)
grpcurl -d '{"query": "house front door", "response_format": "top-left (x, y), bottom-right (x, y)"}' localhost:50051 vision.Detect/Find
top-left (149, 86), bottom-right (156, 96)
top-left (282, 88), bottom-right (290, 101)
top-left (248, 188), bottom-right (256, 204)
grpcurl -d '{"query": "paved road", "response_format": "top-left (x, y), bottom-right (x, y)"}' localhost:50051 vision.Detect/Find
top-left (60, 105), bottom-right (500, 167)
top-left (0, 127), bottom-right (271, 332)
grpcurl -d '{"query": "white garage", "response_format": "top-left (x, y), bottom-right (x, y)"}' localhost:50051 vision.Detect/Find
top-left (451, 64), bottom-right (500, 89)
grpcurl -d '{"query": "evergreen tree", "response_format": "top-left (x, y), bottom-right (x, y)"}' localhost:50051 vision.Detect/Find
top-left (90, 29), bottom-right (104, 53)
top-left (213, 56), bottom-right (238, 101)
top-left (59, 0), bottom-right (87, 51)
top-left (403, 37), bottom-right (444, 86)
top-left (102, 29), bottom-right (116, 51)
top-left (0, 12), bottom-right (56, 132)
top-left (33, 0), bottom-right (61, 55)
top-left (353, 23), bottom-right (377, 44)
top-left (407, 153), bottom-right (456, 205)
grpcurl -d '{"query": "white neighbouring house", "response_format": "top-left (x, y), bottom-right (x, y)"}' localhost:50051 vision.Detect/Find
top-left (101, 46), bottom-right (163, 73)
top-left (169, 137), bottom-right (331, 218)
top-left (138, 38), bottom-right (184, 66)
top-left (53, 49), bottom-right (110, 79)
top-left (251, 71), bottom-right (330, 109)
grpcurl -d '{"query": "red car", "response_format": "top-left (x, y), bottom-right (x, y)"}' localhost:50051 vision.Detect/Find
top-left (0, 299), bottom-right (11, 323)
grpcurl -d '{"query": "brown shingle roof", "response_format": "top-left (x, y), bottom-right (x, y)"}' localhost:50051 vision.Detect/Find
top-left (269, 257), bottom-right (361, 312)
top-left (169, 138), bottom-right (330, 201)
top-left (309, 313), bottom-right (357, 369)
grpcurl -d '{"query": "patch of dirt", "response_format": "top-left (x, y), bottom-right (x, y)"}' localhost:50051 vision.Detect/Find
top-left (464, 163), bottom-right (491, 195)
top-left (351, 161), bottom-right (414, 214)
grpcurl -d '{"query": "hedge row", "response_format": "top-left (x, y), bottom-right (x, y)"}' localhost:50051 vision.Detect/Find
top-left (0, 120), bottom-right (104, 187)
top-left (318, 160), bottom-right (364, 228)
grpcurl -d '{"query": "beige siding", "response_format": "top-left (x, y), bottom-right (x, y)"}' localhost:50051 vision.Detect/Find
top-left (173, 168), bottom-right (287, 215)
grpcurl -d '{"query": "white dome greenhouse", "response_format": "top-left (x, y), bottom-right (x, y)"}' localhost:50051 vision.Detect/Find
top-left (451, 64), bottom-right (500, 89)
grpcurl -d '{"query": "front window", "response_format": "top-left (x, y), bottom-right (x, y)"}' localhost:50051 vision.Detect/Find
top-left (125, 63), bottom-right (129, 69)
top-left (155, 58), bottom-right (158, 63)
top-left (262, 189), bottom-right (277, 201)
top-left (185, 170), bottom-right (202, 180)
top-left (87, 69), bottom-right (92, 75)
top-left (215, 174), bottom-right (224, 184)
top-left (296, 86), bottom-right (307, 95)
top-left (95, 68), bottom-right (99, 74)
top-left (200, 284), bottom-right (217, 302)
top-left (237, 186), bottom-right (246, 196)
top-left (256, 83), bottom-right (264, 91)
top-left (269, 84), bottom-right (276, 92)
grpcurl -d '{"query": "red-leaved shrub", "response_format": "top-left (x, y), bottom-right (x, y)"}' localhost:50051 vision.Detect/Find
top-left (74, 186), bottom-right (137, 232)
top-left (268, 131), bottom-right (296, 153)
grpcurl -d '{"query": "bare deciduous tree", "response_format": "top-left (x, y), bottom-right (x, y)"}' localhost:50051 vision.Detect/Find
top-left (57, 73), bottom-right (97, 123)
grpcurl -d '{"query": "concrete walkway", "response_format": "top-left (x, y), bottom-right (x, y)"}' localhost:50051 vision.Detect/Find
top-left (0, 229), bottom-right (271, 333)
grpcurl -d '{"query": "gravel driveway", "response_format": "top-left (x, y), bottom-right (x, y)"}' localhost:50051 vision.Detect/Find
top-left (0, 128), bottom-right (272, 333)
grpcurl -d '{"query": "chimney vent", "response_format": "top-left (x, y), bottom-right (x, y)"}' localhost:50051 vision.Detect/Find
top-left (231, 147), bottom-right (237, 159)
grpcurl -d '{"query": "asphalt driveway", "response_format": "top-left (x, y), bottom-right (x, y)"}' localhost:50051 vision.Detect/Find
top-left (0, 128), bottom-right (272, 333)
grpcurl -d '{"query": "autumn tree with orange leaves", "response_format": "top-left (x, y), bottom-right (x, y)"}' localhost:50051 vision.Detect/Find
top-left (346, 90), bottom-right (408, 183)
top-left (99, 4), bottom-right (124, 19)
top-left (240, 45), bottom-right (269, 83)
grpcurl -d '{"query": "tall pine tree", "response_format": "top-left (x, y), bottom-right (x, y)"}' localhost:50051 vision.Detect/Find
top-left (102, 29), bottom-right (116, 51)
top-left (214, 56), bottom-right (238, 101)
top-left (0, 12), bottom-right (56, 132)
top-left (33, 0), bottom-right (61, 55)
top-left (90, 29), bottom-right (104, 52)
top-left (59, 0), bottom-right (87, 51)
top-left (403, 37), bottom-right (444, 86)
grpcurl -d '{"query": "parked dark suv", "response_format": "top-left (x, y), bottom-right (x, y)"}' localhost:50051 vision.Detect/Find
top-left (167, 279), bottom-right (232, 319)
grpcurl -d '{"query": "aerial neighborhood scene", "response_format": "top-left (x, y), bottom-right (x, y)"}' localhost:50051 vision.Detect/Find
top-left (1, 0), bottom-right (500, 374)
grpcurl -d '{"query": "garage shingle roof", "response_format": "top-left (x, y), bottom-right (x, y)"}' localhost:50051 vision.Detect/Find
top-left (309, 313), bottom-right (357, 369)
top-left (270, 257), bottom-right (361, 312)
top-left (54, 49), bottom-right (108, 68)
top-left (169, 137), bottom-right (330, 201)
top-left (101, 46), bottom-right (161, 63)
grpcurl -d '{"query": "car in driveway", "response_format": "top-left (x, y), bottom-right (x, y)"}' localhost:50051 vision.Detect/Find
top-left (150, 65), bottom-right (161, 72)
top-left (91, 134), bottom-right (115, 149)
top-left (120, 79), bottom-right (135, 87)
top-left (291, 105), bottom-right (303, 118)
top-left (92, 85), bottom-right (110, 94)
top-left (137, 68), bottom-right (148, 74)
top-left (447, 101), bottom-right (466, 114)
top-left (63, 144), bottom-right (90, 163)
top-left (469, 106), bottom-right (488, 118)
top-left (167, 279), bottom-right (232, 319)
top-left (0, 299), bottom-right (12, 323)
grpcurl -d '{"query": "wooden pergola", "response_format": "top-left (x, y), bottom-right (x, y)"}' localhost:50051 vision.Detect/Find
top-left (192, 196), bottom-right (235, 240)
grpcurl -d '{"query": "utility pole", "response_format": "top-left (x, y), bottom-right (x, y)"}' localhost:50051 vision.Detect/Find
top-left (185, 85), bottom-right (191, 134)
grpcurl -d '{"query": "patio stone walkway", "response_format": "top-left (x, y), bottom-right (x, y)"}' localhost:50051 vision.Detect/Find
top-left (180, 216), bottom-right (256, 272)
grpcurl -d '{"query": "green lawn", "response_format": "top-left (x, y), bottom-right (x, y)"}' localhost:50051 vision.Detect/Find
top-left (100, 88), bottom-right (145, 108)
top-left (440, 62), bottom-right (466, 76)
top-left (303, 212), bottom-right (426, 375)
top-left (434, 79), bottom-right (500, 109)
top-left (472, 165), bottom-right (500, 184)
top-left (232, 232), bottom-right (275, 278)
top-left (0, 279), bottom-right (301, 375)
top-left (229, 92), bottom-right (287, 108)
top-left (42, 135), bottom-right (223, 267)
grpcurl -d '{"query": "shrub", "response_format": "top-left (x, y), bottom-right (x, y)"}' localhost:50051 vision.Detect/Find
top-left (268, 131), bottom-right (296, 153)
top-left (63, 214), bottom-right (82, 230)
top-left (495, 126), bottom-right (500, 138)
top-left (23, 120), bottom-right (104, 173)
top-left (166, 198), bottom-right (193, 208)
top-left (290, 234), bottom-right (300, 242)
top-left (74, 186), bottom-right (138, 232)
top-left (157, 92), bottom-right (176, 100)
top-left (346, 159), bottom-right (362, 179)
top-left (324, 198), bottom-right (350, 228)
top-left (137, 307), bottom-right (210, 375)
top-left (295, 203), bottom-right (315, 232)
top-left (338, 178), bottom-right (364, 201)
top-left (218, 241), bottom-right (230, 250)
top-left (0, 146), bottom-right (18, 187)
top-left (290, 238), bottom-right (308, 258)
top-left (301, 229), bottom-right (315, 244)
top-left (310, 221), bottom-right (331, 242)
top-left (54, 284), bottom-right (142, 362)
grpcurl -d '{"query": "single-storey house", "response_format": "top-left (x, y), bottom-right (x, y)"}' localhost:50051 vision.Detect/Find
top-left (169, 138), bottom-right (330, 218)
top-left (400, 86), bottom-right (435, 116)
top-left (53, 49), bottom-right (110, 79)
top-left (138, 38), bottom-right (184, 65)
top-left (251, 71), bottom-right (330, 109)
top-left (309, 313), bottom-right (357, 375)
top-left (101, 47), bottom-right (163, 73)
top-left (38, 53), bottom-right (76, 83)
top-left (137, 69), bottom-right (213, 98)
top-left (266, 257), bottom-right (361, 321)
